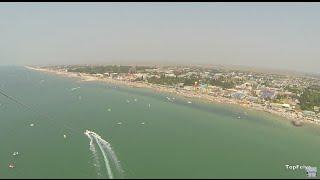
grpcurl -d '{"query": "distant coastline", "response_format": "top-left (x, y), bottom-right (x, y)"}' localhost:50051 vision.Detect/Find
top-left (25, 65), bottom-right (319, 127)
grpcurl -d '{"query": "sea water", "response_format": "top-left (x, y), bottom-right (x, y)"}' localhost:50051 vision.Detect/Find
top-left (0, 66), bottom-right (319, 178)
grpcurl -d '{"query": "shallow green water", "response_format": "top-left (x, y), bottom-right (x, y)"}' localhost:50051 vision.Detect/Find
top-left (0, 66), bottom-right (319, 179)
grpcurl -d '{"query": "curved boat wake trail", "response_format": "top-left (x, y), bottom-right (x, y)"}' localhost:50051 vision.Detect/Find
top-left (85, 132), bottom-right (102, 178)
top-left (102, 141), bottom-right (124, 176)
top-left (0, 87), bottom-right (124, 178)
top-left (95, 136), bottom-right (114, 179)
top-left (84, 130), bottom-right (124, 179)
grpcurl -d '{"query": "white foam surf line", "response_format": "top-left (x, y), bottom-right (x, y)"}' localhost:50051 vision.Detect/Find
top-left (93, 135), bottom-right (114, 179)
top-left (85, 132), bottom-right (102, 177)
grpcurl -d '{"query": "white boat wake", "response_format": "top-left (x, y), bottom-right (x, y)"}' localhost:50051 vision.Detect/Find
top-left (86, 133), bottom-right (102, 177)
top-left (84, 130), bottom-right (124, 179)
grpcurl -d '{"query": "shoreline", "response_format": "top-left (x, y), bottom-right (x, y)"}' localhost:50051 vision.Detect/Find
top-left (25, 66), bottom-right (319, 127)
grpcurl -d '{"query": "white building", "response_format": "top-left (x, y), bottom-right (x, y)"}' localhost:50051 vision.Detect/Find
top-left (165, 73), bottom-right (176, 78)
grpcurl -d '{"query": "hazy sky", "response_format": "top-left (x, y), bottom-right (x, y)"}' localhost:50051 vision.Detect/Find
top-left (0, 3), bottom-right (320, 73)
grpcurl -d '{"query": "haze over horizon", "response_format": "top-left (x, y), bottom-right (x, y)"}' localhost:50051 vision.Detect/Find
top-left (1, 2), bottom-right (320, 73)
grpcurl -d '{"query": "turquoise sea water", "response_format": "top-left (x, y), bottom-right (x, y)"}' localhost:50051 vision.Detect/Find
top-left (0, 66), bottom-right (319, 179)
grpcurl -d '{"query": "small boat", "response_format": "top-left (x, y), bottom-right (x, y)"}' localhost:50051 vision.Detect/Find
top-left (30, 123), bottom-right (34, 127)
top-left (107, 108), bottom-right (111, 112)
top-left (134, 98), bottom-right (138, 102)
top-left (148, 104), bottom-right (151, 108)
top-left (12, 152), bottom-right (19, 156)
top-left (187, 101), bottom-right (192, 104)
top-left (71, 87), bottom-right (80, 91)
top-left (141, 122), bottom-right (145, 125)
top-left (63, 135), bottom-right (67, 139)
top-left (237, 116), bottom-right (241, 119)
top-left (9, 164), bottom-right (15, 168)
top-left (117, 122), bottom-right (122, 125)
